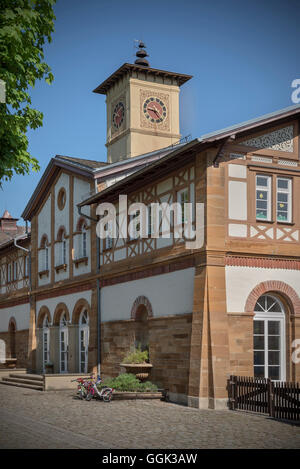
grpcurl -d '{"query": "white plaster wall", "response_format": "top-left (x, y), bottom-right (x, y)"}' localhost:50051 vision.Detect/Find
top-left (157, 178), bottom-right (172, 195)
top-left (54, 172), bottom-right (70, 236)
top-left (36, 290), bottom-right (92, 324)
top-left (228, 181), bottom-right (247, 220)
top-left (226, 265), bottom-right (300, 313)
top-left (73, 177), bottom-right (91, 231)
top-left (101, 267), bottom-right (195, 322)
top-left (38, 195), bottom-right (51, 246)
top-left (0, 303), bottom-right (30, 332)
top-left (228, 164), bottom-right (247, 179)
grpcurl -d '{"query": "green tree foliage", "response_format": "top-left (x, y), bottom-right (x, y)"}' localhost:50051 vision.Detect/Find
top-left (0, 0), bottom-right (56, 184)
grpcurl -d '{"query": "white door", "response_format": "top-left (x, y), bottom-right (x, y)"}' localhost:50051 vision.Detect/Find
top-left (253, 294), bottom-right (286, 381)
top-left (79, 310), bottom-right (89, 373)
top-left (60, 327), bottom-right (68, 373)
top-left (43, 329), bottom-right (50, 371)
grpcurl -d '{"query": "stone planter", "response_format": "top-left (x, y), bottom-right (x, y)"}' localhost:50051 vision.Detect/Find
top-left (44, 364), bottom-right (54, 374)
top-left (120, 363), bottom-right (153, 382)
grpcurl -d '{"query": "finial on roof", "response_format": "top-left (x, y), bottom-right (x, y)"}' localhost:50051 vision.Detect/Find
top-left (2, 210), bottom-right (12, 219)
top-left (134, 41), bottom-right (149, 67)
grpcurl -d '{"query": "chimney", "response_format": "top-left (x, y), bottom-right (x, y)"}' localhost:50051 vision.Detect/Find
top-left (0, 210), bottom-right (18, 234)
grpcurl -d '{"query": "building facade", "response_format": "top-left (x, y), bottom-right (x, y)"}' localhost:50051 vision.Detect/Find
top-left (0, 47), bottom-right (300, 409)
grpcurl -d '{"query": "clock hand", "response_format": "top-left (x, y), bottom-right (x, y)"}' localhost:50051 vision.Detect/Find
top-left (147, 106), bottom-right (160, 116)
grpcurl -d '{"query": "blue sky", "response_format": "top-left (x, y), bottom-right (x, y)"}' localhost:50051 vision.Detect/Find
top-left (1, 0), bottom-right (300, 220)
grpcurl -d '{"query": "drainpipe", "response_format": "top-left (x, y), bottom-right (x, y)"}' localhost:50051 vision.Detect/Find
top-left (14, 222), bottom-right (31, 293)
top-left (77, 204), bottom-right (101, 376)
top-left (97, 239), bottom-right (101, 377)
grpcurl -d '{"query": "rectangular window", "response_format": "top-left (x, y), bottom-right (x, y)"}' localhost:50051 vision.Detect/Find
top-left (62, 240), bottom-right (66, 265)
top-left (177, 188), bottom-right (189, 225)
top-left (256, 175), bottom-right (271, 221)
top-left (276, 177), bottom-right (292, 223)
top-left (44, 247), bottom-right (49, 271)
top-left (7, 264), bottom-right (11, 283)
top-left (13, 261), bottom-right (18, 281)
top-left (24, 256), bottom-right (29, 277)
top-left (82, 231), bottom-right (87, 257)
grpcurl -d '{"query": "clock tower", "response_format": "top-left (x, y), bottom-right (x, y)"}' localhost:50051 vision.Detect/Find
top-left (93, 43), bottom-right (192, 164)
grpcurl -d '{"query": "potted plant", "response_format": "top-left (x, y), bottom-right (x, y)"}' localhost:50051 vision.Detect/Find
top-left (120, 345), bottom-right (152, 382)
top-left (44, 361), bottom-right (54, 374)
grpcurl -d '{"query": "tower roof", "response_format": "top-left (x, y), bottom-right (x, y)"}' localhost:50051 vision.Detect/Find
top-left (93, 63), bottom-right (192, 95)
top-left (1, 210), bottom-right (18, 220)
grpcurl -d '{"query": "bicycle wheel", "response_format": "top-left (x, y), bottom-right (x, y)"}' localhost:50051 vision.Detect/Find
top-left (85, 387), bottom-right (95, 401)
top-left (102, 389), bottom-right (112, 402)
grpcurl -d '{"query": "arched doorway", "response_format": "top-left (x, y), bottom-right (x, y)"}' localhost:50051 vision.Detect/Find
top-left (59, 312), bottom-right (68, 373)
top-left (135, 304), bottom-right (149, 351)
top-left (79, 309), bottom-right (89, 373)
top-left (253, 294), bottom-right (286, 381)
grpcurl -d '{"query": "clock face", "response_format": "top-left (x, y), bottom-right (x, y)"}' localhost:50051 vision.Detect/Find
top-left (143, 97), bottom-right (167, 124)
top-left (112, 102), bottom-right (125, 129)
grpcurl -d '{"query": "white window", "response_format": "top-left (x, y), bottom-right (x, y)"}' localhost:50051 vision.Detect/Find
top-left (43, 316), bottom-right (50, 372)
top-left (61, 236), bottom-right (66, 265)
top-left (79, 310), bottom-right (89, 373)
top-left (7, 264), bottom-right (11, 283)
top-left (276, 177), bottom-right (292, 223)
top-left (13, 261), bottom-right (18, 281)
top-left (82, 228), bottom-right (87, 258)
top-left (177, 188), bottom-right (189, 225)
top-left (256, 175), bottom-right (271, 221)
top-left (253, 294), bottom-right (286, 381)
top-left (44, 247), bottom-right (49, 271)
top-left (129, 212), bottom-right (140, 241)
top-left (105, 221), bottom-right (113, 249)
top-left (59, 312), bottom-right (68, 373)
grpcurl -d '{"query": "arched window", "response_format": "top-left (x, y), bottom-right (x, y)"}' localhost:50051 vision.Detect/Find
top-left (56, 228), bottom-right (67, 266)
top-left (59, 312), bottom-right (68, 373)
top-left (40, 235), bottom-right (49, 271)
top-left (79, 310), bottom-right (89, 373)
top-left (42, 315), bottom-right (50, 371)
top-left (253, 294), bottom-right (286, 381)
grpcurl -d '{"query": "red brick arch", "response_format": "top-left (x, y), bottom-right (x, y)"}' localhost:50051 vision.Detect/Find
top-left (37, 306), bottom-right (51, 328)
top-left (72, 298), bottom-right (91, 324)
top-left (53, 302), bottom-right (70, 326)
top-left (131, 296), bottom-right (153, 320)
top-left (245, 280), bottom-right (300, 315)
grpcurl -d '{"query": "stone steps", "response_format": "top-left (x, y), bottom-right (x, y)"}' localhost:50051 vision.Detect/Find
top-left (0, 373), bottom-right (44, 391)
top-left (9, 373), bottom-right (43, 382)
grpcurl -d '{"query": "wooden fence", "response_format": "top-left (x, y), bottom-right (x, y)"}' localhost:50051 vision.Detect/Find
top-left (228, 376), bottom-right (300, 422)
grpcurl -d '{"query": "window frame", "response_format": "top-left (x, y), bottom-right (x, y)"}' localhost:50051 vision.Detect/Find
top-left (276, 176), bottom-right (292, 223)
top-left (253, 294), bottom-right (286, 382)
top-left (255, 174), bottom-right (272, 222)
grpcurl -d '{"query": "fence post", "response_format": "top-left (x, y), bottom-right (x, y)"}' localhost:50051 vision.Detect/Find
top-left (267, 378), bottom-right (274, 417)
top-left (228, 375), bottom-right (236, 410)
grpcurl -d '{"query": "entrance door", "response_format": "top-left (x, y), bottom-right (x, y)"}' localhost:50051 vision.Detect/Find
top-left (253, 294), bottom-right (286, 381)
top-left (79, 310), bottom-right (89, 373)
top-left (59, 313), bottom-right (68, 373)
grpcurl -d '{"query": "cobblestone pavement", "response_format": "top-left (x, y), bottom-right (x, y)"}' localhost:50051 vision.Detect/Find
top-left (0, 386), bottom-right (299, 449)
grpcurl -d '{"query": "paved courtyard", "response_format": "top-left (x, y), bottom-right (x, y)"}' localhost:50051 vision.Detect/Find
top-left (0, 385), bottom-right (299, 449)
